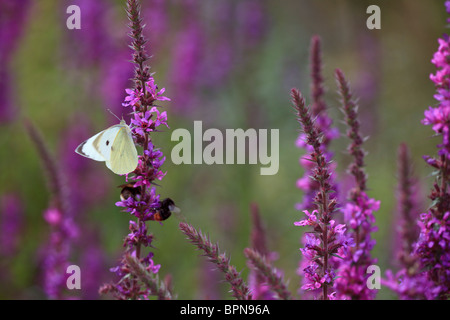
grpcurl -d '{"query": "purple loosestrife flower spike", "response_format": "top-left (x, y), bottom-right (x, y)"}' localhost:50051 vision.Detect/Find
top-left (244, 248), bottom-right (292, 300)
top-left (101, 0), bottom-right (171, 300)
top-left (24, 120), bottom-right (78, 299)
top-left (291, 89), bottom-right (350, 300)
top-left (382, 143), bottom-right (429, 299)
top-left (396, 144), bottom-right (422, 265)
top-left (335, 69), bottom-right (367, 195)
top-left (415, 5), bottom-right (450, 298)
top-left (294, 37), bottom-right (340, 298)
top-left (124, 254), bottom-right (172, 300)
top-left (310, 36), bottom-right (326, 116)
top-left (296, 36), bottom-right (339, 212)
top-left (247, 203), bottom-right (280, 299)
top-left (334, 69), bottom-right (379, 300)
top-left (179, 222), bottom-right (252, 300)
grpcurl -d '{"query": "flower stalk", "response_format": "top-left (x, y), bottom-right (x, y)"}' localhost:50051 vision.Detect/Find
top-left (179, 222), bottom-right (252, 300)
top-left (244, 247), bottom-right (292, 300)
top-left (100, 0), bottom-right (171, 299)
top-left (415, 7), bottom-right (450, 298)
top-left (334, 69), bottom-right (379, 300)
top-left (292, 89), bottom-right (352, 300)
top-left (24, 119), bottom-right (78, 299)
top-left (382, 143), bottom-right (428, 299)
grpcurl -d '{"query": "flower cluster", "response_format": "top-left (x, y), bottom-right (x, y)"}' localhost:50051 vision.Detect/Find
top-left (292, 88), bottom-right (353, 300)
top-left (41, 207), bottom-right (79, 299)
top-left (423, 36), bottom-right (450, 157)
top-left (333, 69), bottom-right (379, 300)
top-left (25, 119), bottom-right (80, 299)
top-left (334, 191), bottom-right (379, 299)
top-left (100, 0), bottom-right (171, 300)
top-left (246, 204), bottom-right (286, 300)
top-left (414, 5), bottom-right (450, 299)
top-left (414, 211), bottom-right (450, 299)
top-left (294, 37), bottom-right (344, 299)
top-left (381, 144), bottom-right (430, 299)
top-left (122, 78), bottom-right (170, 109)
top-left (115, 83), bottom-right (170, 224)
top-left (295, 210), bottom-right (353, 294)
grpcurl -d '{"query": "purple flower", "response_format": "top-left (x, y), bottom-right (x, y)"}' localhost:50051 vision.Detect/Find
top-left (40, 207), bottom-right (79, 299)
top-left (414, 5), bottom-right (450, 299)
top-left (294, 209), bottom-right (318, 227)
top-left (292, 88), bottom-right (349, 300)
top-left (100, 0), bottom-right (173, 300)
top-left (130, 107), bottom-right (168, 136)
top-left (382, 144), bottom-right (428, 299)
top-left (25, 119), bottom-right (80, 299)
top-left (122, 79), bottom-right (170, 108)
top-left (246, 204), bottom-right (281, 300)
top-left (334, 69), bottom-right (379, 300)
top-left (415, 210), bottom-right (450, 299)
top-left (293, 38), bottom-right (342, 299)
top-left (295, 36), bottom-right (340, 213)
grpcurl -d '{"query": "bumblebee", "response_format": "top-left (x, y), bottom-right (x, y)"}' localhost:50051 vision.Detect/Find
top-left (150, 198), bottom-right (180, 221)
top-left (119, 183), bottom-right (140, 201)
top-left (118, 184), bottom-right (180, 221)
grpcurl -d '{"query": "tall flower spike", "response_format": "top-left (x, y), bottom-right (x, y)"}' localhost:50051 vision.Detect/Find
top-left (334, 69), bottom-right (379, 300)
top-left (382, 143), bottom-right (429, 300)
top-left (247, 203), bottom-right (280, 300)
top-left (24, 120), bottom-right (78, 299)
top-left (294, 37), bottom-right (340, 299)
top-left (396, 143), bottom-right (422, 265)
top-left (100, 0), bottom-right (171, 300)
top-left (179, 222), bottom-right (252, 300)
top-left (335, 69), bottom-right (366, 195)
top-left (415, 4), bottom-right (450, 299)
top-left (292, 89), bottom-right (351, 300)
top-left (244, 248), bottom-right (292, 300)
top-left (295, 36), bottom-right (339, 211)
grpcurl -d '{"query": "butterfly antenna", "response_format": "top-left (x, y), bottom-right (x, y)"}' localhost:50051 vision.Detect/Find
top-left (107, 109), bottom-right (122, 121)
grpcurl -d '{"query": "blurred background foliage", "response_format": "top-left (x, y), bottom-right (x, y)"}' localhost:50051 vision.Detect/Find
top-left (0, 0), bottom-right (446, 299)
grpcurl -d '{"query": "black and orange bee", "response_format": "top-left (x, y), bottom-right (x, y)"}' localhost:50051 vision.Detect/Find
top-left (118, 183), bottom-right (180, 221)
top-left (119, 183), bottom-right (140, 201)
top-left (151, 197), bottom-right (179, 222)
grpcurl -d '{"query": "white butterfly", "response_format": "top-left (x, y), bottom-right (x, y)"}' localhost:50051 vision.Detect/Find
top-left (75, 119), bottom-right (138, 175)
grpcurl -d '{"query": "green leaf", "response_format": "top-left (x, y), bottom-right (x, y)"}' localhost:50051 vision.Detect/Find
top-left (330, 253), bottom-right (344, 260)
top-left (428, 198), bottom-right (441, 210)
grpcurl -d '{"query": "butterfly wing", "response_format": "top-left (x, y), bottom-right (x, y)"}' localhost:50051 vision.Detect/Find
top-left (75, 124), bottom-right (123, 162)
top-left (75, 130), bottom-right (106, 161)
top-left (106, 124), bottom-right (138, 175)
